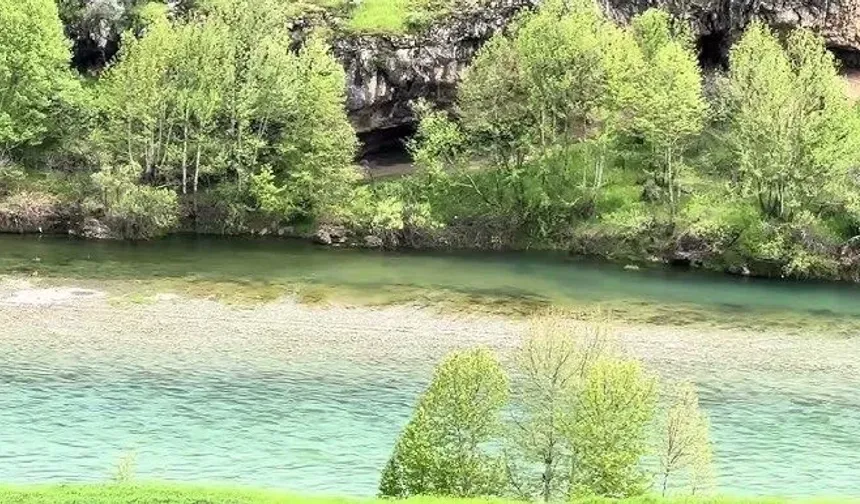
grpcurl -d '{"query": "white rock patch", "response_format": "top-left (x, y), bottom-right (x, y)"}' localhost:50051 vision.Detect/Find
top-left (0, 287), bottom-right (104, 306)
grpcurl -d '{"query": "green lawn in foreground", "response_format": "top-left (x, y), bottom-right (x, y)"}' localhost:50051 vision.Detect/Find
top-left (0, 484), bottom-right (858, 504)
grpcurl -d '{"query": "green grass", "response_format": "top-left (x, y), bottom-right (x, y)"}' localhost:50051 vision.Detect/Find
top-left (0, 484), bottom-right (857, 504)
top-left (348, 0), bottom-right (412, 33)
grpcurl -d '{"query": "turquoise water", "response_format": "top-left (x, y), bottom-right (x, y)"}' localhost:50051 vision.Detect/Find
top-left (1, 235), bottom-right (859, 496)
top-left (2, 234), bottom-right (860, 318)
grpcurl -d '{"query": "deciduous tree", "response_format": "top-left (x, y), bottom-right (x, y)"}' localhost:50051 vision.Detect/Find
top-left (0, 0), bottom-right (78, 153)
top-left (379, 348), bottom-right (509, 498)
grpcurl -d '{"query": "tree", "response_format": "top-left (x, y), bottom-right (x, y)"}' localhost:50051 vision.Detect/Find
top-left (436, 0), bottom-right (637, 240)
top-left (514, 0), bottom-right (607, 148)
top-left (458, 34), bottom-right (531, 175)
top-left (0, 0), bottom-right (78, 153)
top-left (626, 10), bottom-right (706, 218)
top-left (196, 0), bottom-right (358, 221)
top-left (95, 0), bottom-right (358, 226)
top-left (506, 315), bottom-right (608, 502)
top-left (97, 4), bottom-right (178, 180)
top-left (658, 382), bottom-right (714, 496)
top-left (566, 357), bottom-right (658, 497)
top-left (723, 22), bottom-right (860, 221)
top-left (379, 348), bottom-right (509, 498)
top-left (275, 35), bottom-right (359, 220)
top-left (171, 15), bottom-right (232, 196)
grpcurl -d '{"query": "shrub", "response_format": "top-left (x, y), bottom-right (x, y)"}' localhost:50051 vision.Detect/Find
top-left (88, 166), bottom-right (179, 239)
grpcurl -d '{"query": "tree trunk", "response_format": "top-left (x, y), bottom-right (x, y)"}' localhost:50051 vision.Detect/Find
top-left (181, 118), bottom-right (189, 195)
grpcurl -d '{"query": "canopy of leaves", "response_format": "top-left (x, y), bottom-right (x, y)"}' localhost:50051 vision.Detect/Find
top-left (379, 348), bottom-right (510, 498)
top-left (0, 0), bottom-right (78, 152)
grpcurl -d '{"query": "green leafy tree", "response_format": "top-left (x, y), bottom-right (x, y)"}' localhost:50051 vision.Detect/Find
top-left (196, 0), bottom-right (358, 221)
top-left (96, 0), bottom-right (357, 227)
top-left (171, 15), bottom-right (232, 196)
top-left (276, 35), bottom-right (359, 220)
top-left (627, 10), bottom-right (706, 217)
top-left (566, 357), bottom-right (658, 497)
top-left (379, 348), bottom-right (509, 498)
top-left (506, 315), bottom-right (608, 502)
top-left (0, 0), bottom-right (78, 153)
top-left (458, 34), bottom-right (530, 174)
top-left (514, 0), bottom-right (606, 148)
top-left (97, 4), bottom-right (178, 180)
top-left (658, 382), bottom-right (714, 496)
top-left (723, 22), bottom-right (860, 221)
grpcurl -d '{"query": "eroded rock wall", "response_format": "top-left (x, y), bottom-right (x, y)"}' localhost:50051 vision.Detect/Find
top-left (65, 0), bottom-right (860, 134)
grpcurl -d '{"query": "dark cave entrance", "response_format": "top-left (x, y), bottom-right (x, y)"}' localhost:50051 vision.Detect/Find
top-left (697, 30), bottom-right (730, 70)
top-left (357, 123), bottom-right (417, 179)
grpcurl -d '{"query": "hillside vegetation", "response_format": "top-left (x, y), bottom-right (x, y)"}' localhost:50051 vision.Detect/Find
top-left (2, 0), bottom-right (860, 281)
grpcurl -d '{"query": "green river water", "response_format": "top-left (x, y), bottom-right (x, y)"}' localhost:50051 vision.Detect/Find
top-left (0, 235), bottom-right (859, 497)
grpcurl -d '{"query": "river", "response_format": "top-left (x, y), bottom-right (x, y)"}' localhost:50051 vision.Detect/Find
top-left (0, 234), bottom-right (858, 497)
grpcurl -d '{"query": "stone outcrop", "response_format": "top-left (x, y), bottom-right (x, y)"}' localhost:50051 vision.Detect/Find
top-left (332, 0), bottom-right (537, 133)
top-left (66, 0), bottom-right (860, 134)
top-left (336, 0), bottom-right (860, 134)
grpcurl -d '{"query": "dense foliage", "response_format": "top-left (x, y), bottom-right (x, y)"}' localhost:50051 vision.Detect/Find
top-left (393, 0), bottom-right (860, 279)
top-left (2, 0), bottom-right (860, 280)
top-left (0, 0), bottom-right (78, 153)
top-left (380, 349), bottom-right (509, 498)
top-left (380, 315), bottom-right (713, 500)
top-left (2, 0), bottom-right (356, 238)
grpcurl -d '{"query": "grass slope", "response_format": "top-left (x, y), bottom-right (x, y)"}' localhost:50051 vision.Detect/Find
top-left (0, 484), bottom-right (857, 504)
top-left (349, 0), bottom-right (411, 32)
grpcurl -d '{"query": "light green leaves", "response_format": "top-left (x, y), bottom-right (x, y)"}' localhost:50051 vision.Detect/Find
top-left (385, 317), bottom-right (703, 501)
top-left (0, 0), bottom-right (77, 152)
top-left (724, 22), bottom-right (860, 221)
top-left (658, 382), bottom-right (714, 496)
top-left (380, 348), bottom-right (509, 498)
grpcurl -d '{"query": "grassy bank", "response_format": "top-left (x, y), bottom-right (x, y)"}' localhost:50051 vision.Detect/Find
top-left (0, 485), bottom-right (856, 504)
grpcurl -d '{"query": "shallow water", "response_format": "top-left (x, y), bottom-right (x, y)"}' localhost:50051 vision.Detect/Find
top-left (1, 235), bottom-right (859, 496)
top-left (3, 234), bottom-right (860, 319)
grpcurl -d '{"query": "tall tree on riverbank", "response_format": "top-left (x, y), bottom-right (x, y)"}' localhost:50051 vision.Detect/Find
top-left (505, 315), bottom-right (609, 501)
top-left (379, 348), bottom-right (509, 498)
top-left (626, 10), bottom-right (706, 219)
top-left (658, 382), bottom-right (714, 495)
top-left (723, 21), bottom-right (860, 222)
top-left (0, 0), bottom-right (78, 154)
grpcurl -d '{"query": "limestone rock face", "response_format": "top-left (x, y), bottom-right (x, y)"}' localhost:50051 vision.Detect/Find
top-left (64, 0), bottom-right (860, 133)
top-left (336, 0), bottom-right (860, 133)
top-left (600, 0), bottom-right (860, 59)
top-left (332, 0), bottom-right (537, 133)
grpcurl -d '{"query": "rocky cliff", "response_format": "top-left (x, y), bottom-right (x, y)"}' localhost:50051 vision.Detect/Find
top-left (342, 0), bottom-right (860, 136)
top-left (67, 0), bottom-right (860, 137)
top-left (332, 0), bottom-right (537, 134)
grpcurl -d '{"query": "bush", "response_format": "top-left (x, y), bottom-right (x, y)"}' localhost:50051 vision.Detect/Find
top-left (0, 190), bottom-right (64, 233)
top-left (88, 166), bottom-right (179, 239)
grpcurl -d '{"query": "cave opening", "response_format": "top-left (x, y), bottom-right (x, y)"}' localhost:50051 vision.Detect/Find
top-left (697, 30), bottom-right (729, 70)
top-left (357, 123), bottom-right (417, 179)
top-left (829, 46), bottom-right (860, 70)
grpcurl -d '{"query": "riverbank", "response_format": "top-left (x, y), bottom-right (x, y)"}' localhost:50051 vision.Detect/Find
top-left (4, 484), bottom-right (856, 504)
